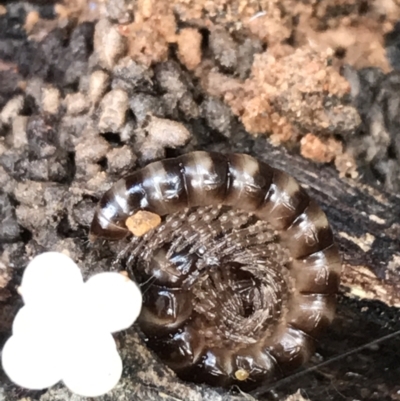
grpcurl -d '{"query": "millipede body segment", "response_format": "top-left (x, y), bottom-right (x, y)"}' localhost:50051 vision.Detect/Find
top-left (90, 151), bottom-right (341, 389)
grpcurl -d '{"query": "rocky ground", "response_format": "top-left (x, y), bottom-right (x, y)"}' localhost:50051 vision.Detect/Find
top-left (1, 0), bottom-right (400, 400)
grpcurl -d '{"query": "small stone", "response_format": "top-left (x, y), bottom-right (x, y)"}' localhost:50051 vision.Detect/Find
top-left (94, 19), bottom-right (127, 70)
top-left (0, 95), bottom-right (24, 126)
top-left (79, 74), bottom-right (91, 93)
top-left (120, 120), bottom-right (136, 142)
top-left (30, 156), bottom-right (72, 183)
top-left (85, 172), bottom-right (112, 197)
top-left (89, 70), bottom-right (110, 105)
top-left (237, 37), bottom-right (264, 79)
top-left (335, 152), bottom-right (359, 179)
top-left (177, 28), bottom-right (202, 71)
top-left (14, 181), bottom-right (46, 207)
top-left (129, 93), bottom-right (164, 124)
top-left (70, 198), bottom-right (97, 229)
top-left (201, 97), bottom-right (234, 137)
top-left (146, 116), bottom-right (191, 147)
top-left (137, 116), bottom-right (191, 161)
top-left (65, 93), bottom-right (89, 115)
top-left (16, 205), bottom-right (47, 232)
top-left (0, 148), bottom-right (28, 181)
top-left (75, 135), bottom-right (110, 164)
top-left (178, 92), bottom-right (199, 120)
top-left (12, 116), bottom-right (28, 148)
top-left (106, 146), bottom-right (136, 175)
top-left (209, 27), bottom-right (238, 72)
top-left (98, 89), bottom-right (129, 133)
top-left (41, 86), bottom-right (60, 115)
top-left (75, 163), bottom-right (101, 182)
top-left (112, 57), bottom-right (153, 95)
top-left (154, 61), bottom-right (190, 98)
top-left (68, 22), bottom-right (95, 62)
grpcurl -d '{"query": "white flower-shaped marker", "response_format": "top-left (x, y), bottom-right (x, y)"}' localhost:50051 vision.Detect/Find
top-left (2, 252), bottom-right (142, 397)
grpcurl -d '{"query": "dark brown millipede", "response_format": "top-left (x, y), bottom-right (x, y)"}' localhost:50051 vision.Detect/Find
top-left (90, 151), bottom-right (341, 389)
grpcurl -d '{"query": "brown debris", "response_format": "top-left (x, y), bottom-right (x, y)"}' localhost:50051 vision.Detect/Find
top-left (240, 95), bottom-right (273, 135)
top-left (306, 24), bottom-right (392, 73)
top-left (245, 3), bottom-right (292, 47)
top-left (335, 152), bottom-right (359, 179)
top-left (177, 28), bottom-right (202, 71)
top-left (300, 133), bottom-right (343, 164)
top-left (120, 0), bottom-right (177, 66)
top-left (126, 210), bottom-right (162, 236)
top-left (199, 46), bottom-right (354, 148)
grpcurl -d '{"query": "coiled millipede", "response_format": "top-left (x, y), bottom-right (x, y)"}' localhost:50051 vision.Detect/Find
top-left (90, 151), bottom-right (341, 389)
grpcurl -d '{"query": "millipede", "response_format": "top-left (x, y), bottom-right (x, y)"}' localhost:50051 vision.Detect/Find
top-left (90, 151), bottom-right (341, 389)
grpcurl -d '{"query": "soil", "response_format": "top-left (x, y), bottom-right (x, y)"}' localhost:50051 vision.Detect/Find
top-left (1, 1), bottom-right (400, 401)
